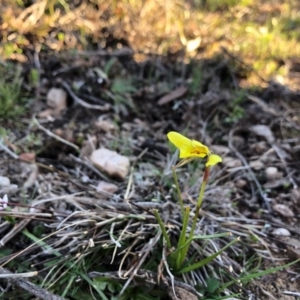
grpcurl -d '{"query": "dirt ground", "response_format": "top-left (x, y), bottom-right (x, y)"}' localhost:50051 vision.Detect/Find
top-left (0, 1), bottom-right (300, 300)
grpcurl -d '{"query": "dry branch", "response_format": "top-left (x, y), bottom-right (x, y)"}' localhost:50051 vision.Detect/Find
top-left (0, 267), bottom-right (65, 300)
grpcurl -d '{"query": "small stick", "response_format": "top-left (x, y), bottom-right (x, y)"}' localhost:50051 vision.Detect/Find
top-left (0, 271), bottom-right (38, 278)
top-left (0, 138), bottom-right (19, 159)
top-left (282, 291), bottom-right (300, 297)
top-left (0, 267), bottom-right (65, 300)
top-left (33, 117), bottom-right (79, 152)
top-left (61, 80), bottom-right (110, 111)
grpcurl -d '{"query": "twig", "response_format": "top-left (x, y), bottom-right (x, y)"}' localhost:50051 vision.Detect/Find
top-left (0, 211), bottom-right (52, 218)
top-left (0, 220), bottom-right (90, 268)
top-left (271, 144), bottom-right (298, 188)
top-left (33, 117), bottom-right (80, 152)
top-left (0, 138), bottom-right (19, 159)
top-left (162, 241), bottom-right (176, 298)
top-left (88, 269), bottom-right (201, 297)
top-left (69, 154), bottom-right (112, 182)
top-left (61, 80), bottom-right (110, 111)
top-left (0, 267), bottom-right (65, 300)
top-left (282, 291), bottom-right (300, 297)
top-left (0, 271), bottom-right (38, 278)
top-left (0, 219), bottom-right (31, 247)
top-left (124, 166), bottom-right (134, 202)
top-left (119, 230), bottom-right (162, 296)
top-left (247, 94), bottom-right (281, 117)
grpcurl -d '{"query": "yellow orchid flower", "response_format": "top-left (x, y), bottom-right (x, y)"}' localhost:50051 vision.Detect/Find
top-left (167, 131), bottom-right (222, 167)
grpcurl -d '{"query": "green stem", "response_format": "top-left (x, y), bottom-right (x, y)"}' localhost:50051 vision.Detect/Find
top-left (175, 206), bottom-right (190, 269)
top-left (172, 165), bottom-right (184, 216)
top-left (153, 209), bottom-right (172, 249)
top-left (188, 166), bottom-right (210, 241)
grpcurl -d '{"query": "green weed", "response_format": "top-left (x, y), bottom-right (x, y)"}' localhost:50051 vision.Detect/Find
top-left (0, 63), bottom-right (29, 120)
top-left (225, 90), bottom-right (246, 124)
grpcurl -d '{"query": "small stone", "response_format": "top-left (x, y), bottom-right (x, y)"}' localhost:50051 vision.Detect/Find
top-left (249, 160), bottom-right (264, 170)
top-left (81, 175), bottom-right (90, 183)
top-left (223, 157), bottom-right (242, 168)
top-left (266, 167), bottom-right (282, 180)
top-left (90, 148), bottom-right (130, 180)
top-left (273, 204), bottom-right (294, 217)
top-left (235, 179), bottom-right (247, 188)
top-left (0, 176), bottom-right (10, 187)
top-left (291, 188), bottom-right (300, 201)
top-left (94, 119), bottom-right (117, 133)
top-left (96, 181), bottom-right (118, 194)
top-left (271, 228), bottom-right (291, 237)
top-left (46, 88), bottom-right (67, 117)
top-left (0, 184), bottom-right (18, 194)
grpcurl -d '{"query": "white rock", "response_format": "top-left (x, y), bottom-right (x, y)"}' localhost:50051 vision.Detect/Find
top-left (90, 148), bottom-right (130, 180)
top-left (46, 88), bottom-right (67, 117)
top-left (266, 166), bottom-right (282, 180)
top-left (81, 175), bottom-right (90, 183)
top-left (271, 228), bottom-right (291, 237)
top-left (0, 176), bottom-right (10, 187)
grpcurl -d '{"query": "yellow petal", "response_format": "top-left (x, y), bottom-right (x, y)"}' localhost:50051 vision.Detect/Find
top-left (206, 154), bottom-right (222, 167)
top-left (167, 131), bottom-right (192, 149)
top-left (168, 131), bottom-right (210, 158)
top-left (191, 140), bottom-right (210, 156)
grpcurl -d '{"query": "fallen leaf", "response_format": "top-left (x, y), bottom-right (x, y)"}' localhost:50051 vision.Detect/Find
top-left (157, 86), bottom-right (188, 106)
top-left (19, 152), bottom-right (36, 163)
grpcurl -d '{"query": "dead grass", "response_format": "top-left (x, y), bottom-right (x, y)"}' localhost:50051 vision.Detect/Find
top-left (1, 0), bottom-right (300, 84)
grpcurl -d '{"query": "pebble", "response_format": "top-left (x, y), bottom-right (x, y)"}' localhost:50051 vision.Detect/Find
top-left (271, 228), bottom-right (291, 237)
top-left (0, 176), bottom-right (10, 187)
top-left (90, 148), bottom-right (130, 180)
